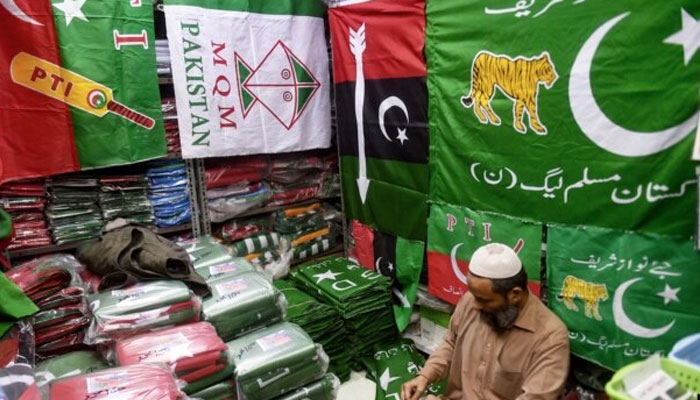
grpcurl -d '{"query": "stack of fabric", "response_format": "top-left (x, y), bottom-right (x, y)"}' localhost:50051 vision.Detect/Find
top-left (147, 162), bottom-right (191, 227)
top-left (35, 351), bottom-right (109, 389)
top-left (219, 214), bottom-right (273, 243)
top-left (290, 257), bottom-right (397, 362)
top-left (202, 271), bottom-right (286, 341)
top-left (273, 374), bottom-right (340, 400)
top-left (49, 364), bottom-right (186, 400)
top-left (98, 176), bottom-right (153, 224)
top-left (266, 152), bottom-right (340, 207)
top-left (274, 280), bottom-right (350, 381)
top-left (227, 322), bottom-right (329, 400)
top-left (86, 280), bottom-right (199, 344)
top-left (162, 98), bottom-right (181, 156)
top-left (155, 39), bottom-right (171, 76)
top-left (0, 180), bottom-right (52, 250)
top-left (182, 236), bottom-right (257, 282)
top-left (115, 322), bottom-right (232, 395)
top-left (5, 254), bottom-right (90, 358)
top-left (46, 177), bottom-right (102, 244)
top-left (190, 379), bottom-right (236, 400)
top-left (207, 181), bottom-right (272, 223)
top-left (273, 202), bottom-right (342, 263)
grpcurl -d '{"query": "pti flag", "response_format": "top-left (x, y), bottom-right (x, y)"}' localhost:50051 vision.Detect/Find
top-left (427, 202), bottom-right (542, 305)
top-left (372, 231), bottom-right (424, 332)
top-left (426, 0), bottom-right (700, 236)
top-left (164, 0), bottom-right (331, 158)
top-left (547, 225), bottom-right (700, 370)
top-left (0, 0), bottom-right (79, 183)
top-left (51, 0), bottom-right (166, 168)
top-left (330, 0), bottom-right (429, 241)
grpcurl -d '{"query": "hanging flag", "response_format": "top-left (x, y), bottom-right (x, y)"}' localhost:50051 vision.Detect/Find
top-left (426, 1), bottom-right (700, 236)
top-left (351, 220), bottom-right (375, 270)
top-left (0, 0), bottom-right (79, 183)
top-left (163, 0), bottom-right (331, 158)
top-left (547, 224), bottom-right (700, 370)
top-left (50, 0), bottom-right (166, 168)
top-left (427, 202), bottom-right (542, 305)
top-left (373, 231), bottom-right (423, 332)
top-left (330, 0), bottom-right (429, 241)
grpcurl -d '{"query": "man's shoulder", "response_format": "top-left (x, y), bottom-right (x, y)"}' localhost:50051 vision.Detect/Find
top-left (532, 296), bottom-right (569, 338)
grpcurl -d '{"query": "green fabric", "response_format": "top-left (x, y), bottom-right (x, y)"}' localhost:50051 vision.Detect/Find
top-left (226, 322), bottom-right (327, 400)
top-left (393, 236), bottom-right (424, 332)
top-left (35, 351), bottom-right (108, 388)
top-left (426, 0), bottom-right (700, 236)
top-left (230, 233), bottom-right (281, 257)
top-left (341, 156), bottom-right (428, 241)
top-left (274, 208), bottom-right (327, 234)
top-left (0, 209), bottom-right (11, 239)
top-left (195, 258), bottom-right (257, 281)
top-left (272, 374), bottom-right (339, 400)
top-left (0, 272), bottom-right (39, 337)
top-left (292, 236), bottom-right (336, 262)
top-left (547, 224), bottom-right (700, 370)
top-left (184, 365), bottom-right (234, 395)
top-left (362, 340), bottom-right (445, 400)
top-left (202, 272), bottom-right (285, 341)
top-left (51, 0), bottom-right (166, 168)
top-left (190, 379), bottom-right (236, 400)
top-left (163, 0), bottom-right (324, 17)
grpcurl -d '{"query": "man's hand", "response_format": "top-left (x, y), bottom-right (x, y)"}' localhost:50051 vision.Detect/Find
top-left (402, 375), bottom-right (429, 400)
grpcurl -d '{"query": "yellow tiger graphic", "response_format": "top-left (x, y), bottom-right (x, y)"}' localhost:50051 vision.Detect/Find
top-left (460, 51), bottom-right (558, 135)
top-left (556, 275), bottom-right (608, 321)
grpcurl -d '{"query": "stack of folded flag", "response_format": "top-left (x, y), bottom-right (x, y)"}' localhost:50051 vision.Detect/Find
top-left (273, 374), bottom-right (340, 400)
top-left (274, 280), bottom-right (350, 381)
top-left (227, 322), bottom-right (329, 400)
top-left (182, 236), bottom-right (257, 282)
top-left (202, 271), bottom-right (286, 341)
top-left (49, 364), bottom-right (186, 400)
top-left (155, 39), bottom-right (171, 76)
top-left (219, 214), bottom-right (273, 244)
top-left (162, 98), bottom-right (181, 156)
top-left (46, 177), bottom-right (102, 244)
top-left (98, 175), bottom-right (153, 225)
top-left (0, 179), bottom-right (52, 250)
top-left (115, 322), bottom-right (232, 395)
top-left (290, 257), bottom-right (397, 363)
top-left (6, 254), bottom-right (90, 358)
top-left (207, 181), bottom-right (272, 223)
top-left (190, 379), bottom-right (236, 400)
top-left (86, 280), bottom-right (199, 344)
top-left (147, 162), bottom-right (191, 227)
top-left (273, 202), bottom-right (341, 263)
top-left (35, 351), bottom-right (109, 389)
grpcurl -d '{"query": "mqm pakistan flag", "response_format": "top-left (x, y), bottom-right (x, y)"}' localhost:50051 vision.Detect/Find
top-left (164, 0), bottom-right (331, 158)
top-left (51, 0), bottom-right (166, 167)
top-left (427, 202), bottom-right (542, 305)
top-left (547, 225), bottom-right (700, 370)
top-left (426, 1), bottom-right (700, 236)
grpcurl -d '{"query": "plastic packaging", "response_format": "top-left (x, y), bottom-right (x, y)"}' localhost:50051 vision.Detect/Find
top-left (194, 259), bottom-right (257, 282)
top-left (204, 156), bottom-right (270, 189)
top-left (49, 363), bottom-right (186, 400)
top-left (229, 232), bottom-right (280, 257)
top-left (35, 351), bottom-right (109, 389)
top-left (114, 322), bottom-right (229, 394)
top-left (202, 271), bottom-right (287, 341)
top-left (5, 254), bottom-right (83, 303)
top-left (219, 214), bottom-right (273, 243)
top-left (86, 280), bottom-right (200, 344)
top-left (273, 373), bottom-right (340, 400)
top-left (207, 182), bottom-right (272, 223)
top-left (227, 322), bottom-right (329, 400)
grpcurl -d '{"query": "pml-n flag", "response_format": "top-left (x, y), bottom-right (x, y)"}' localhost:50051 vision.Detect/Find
top-left (164, 0), bottom-right (331, 158)
top-left (547, 225), bottom-right (700, 370)
top-left (427, 202), bottom-right (542, 305)
top-left (426, 1), bottom-right (700, 236)
top-left (330, 0), bottom-right (429, 241)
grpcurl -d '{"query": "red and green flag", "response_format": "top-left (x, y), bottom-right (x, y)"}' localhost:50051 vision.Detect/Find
top-left (427, 202), bottom-right (542, 305)
top-left (426, 0), bottom-right (700, 236)
top-left (330, 0), bottom-right (429, 241)
top-left (547, 225), bottom-right (700, 370)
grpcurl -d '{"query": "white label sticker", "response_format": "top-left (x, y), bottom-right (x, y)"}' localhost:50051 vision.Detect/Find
top-left (111, 285), bottom-right (152, 303)
top-left (256, 330), bottom-right (293, 352)
top-left (209, 263), bottom-right (240, 278)
top-left (139, 332), bottom-right (193, 363)
top-left (86, 371), bottom-right (128, 394)
top-left (215, 278), bottom-right (248, 295)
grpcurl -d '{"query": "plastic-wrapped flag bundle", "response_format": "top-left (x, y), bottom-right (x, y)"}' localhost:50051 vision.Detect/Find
top-left (179, 235), bottom-right (257, 281)
top-left (45, 177), bottom-right (102, 244)
top-left (147, 162), bottom-right (191, 227)
top-left (0, 180), bottom-right (52, 251)
top-left (190, 378), bottom-right (236, 400)
top-left (0, 322), bottom-right (42, 400)
top-left (202, 271), bottom-right (287, 341)
top-left (273, 202), bottom-right (342, 263)
top-left (219, 214), bottom-right (273, 243)
top-left (114, 322), bottom-right (231, 394)
top-left (272, 374), bottom-right (340, 400)
top-left (207, 181), bottom-right (272, 223)
top-left (35, 351), bottom-right (109, 390)
top-left (274, 280), bottom-right (350, 381)
top-left (86, 280), bottom-right (200, 344)
top-left (48, 364), bottom-right (186, 400)
top-left (98, 176), bottom-right (153, 224)
top-left (227, 322), bottom-right (329, 400)
top-left (156, 39), bottom-right (171, 76)
top-left (5, 254), bottom-right (81, 303)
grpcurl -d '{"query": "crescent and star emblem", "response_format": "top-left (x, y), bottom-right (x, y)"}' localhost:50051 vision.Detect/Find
top-left (1, 0), bottom-right (43, 26)
top-left (612, 277), bottom-right (676, 338)
top-left (378, 96), bottom-right (410, 145)
top-left (450, 243), bottom-right (469, 285)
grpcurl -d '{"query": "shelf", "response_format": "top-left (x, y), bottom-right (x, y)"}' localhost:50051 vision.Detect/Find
top-left (8, 223), bottom-right (193, 260)
top-left (158, 75), bottom-right (173, 85)
top-left (291, 244), bottom-right (344, 266)
top-left (215, 196), bottom-right (342, 221)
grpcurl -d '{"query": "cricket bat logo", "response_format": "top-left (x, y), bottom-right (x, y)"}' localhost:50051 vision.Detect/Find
top-left (10, 52), bottom-right (155, 130)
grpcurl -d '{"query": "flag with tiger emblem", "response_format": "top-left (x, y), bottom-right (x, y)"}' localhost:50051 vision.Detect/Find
top-left (426, 0), bottom-right (700, 236)
top-left (547, 224), bottom-right (700, 370)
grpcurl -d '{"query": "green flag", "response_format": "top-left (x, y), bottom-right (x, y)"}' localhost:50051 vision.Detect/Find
top-left (547, 225), bottom-right (700, 370)
top-left (426, 0), bottom-right (700, 236)
top-left (427, 202), bottom-right (542, 305)
top-left (51, 0), bottom-right (166, 167)
top-left (0, 272), bottom-right (38, 337)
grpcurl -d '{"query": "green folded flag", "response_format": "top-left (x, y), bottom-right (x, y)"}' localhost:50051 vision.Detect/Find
top-left (36, 351), bottom-right (109, 388)
top-left (0, 272), bottom-right (39, 337)
top-left (272, 374), bottom-right (340, 400)
top-left (190, 379), bottom-right (236, 400)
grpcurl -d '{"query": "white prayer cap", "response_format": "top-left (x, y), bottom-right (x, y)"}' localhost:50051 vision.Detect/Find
top-left (469, 243), bottom-right (522, 279)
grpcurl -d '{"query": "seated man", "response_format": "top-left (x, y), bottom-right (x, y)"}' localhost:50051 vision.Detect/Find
top-left (402, 243), bottom-right (569, 400)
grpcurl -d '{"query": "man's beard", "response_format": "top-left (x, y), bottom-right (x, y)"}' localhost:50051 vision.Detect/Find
top-left (480, 304), bottom-right (519, 332)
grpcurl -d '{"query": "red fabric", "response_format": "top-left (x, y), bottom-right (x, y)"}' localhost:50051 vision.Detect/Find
top-left (329, 0), bottom-right (427, 83)
top-left (35, 316), bottom-right (89, 345)
top-left (178, 361), bottom-right (225, 383)
top-left (0, 0), bottom-right (79, 184)
top-left (205, 156), bottom-right (269, 189)
top-left (36, 332), bottom-right (86, 359)
top-left (97, 299), bottom-right (200, 340)
top-left (0, 338), bottom-right (19, 368)
top-left (6, 263), bottom-right (72, 303)
top-left (0, 181), bottom-right (45, 197)
top-left (6, 237), bottom-right (51, 251)
top-left (266, 186), bottom-right (319, 207)
top-left (352, 220), bottom-right (375, 271)
top-left (18, 383), bottom-right (41, 400)
top-left (49, 364), bottom-right (184, 400)
top-left (35, 286), bottom-right (84, 310)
